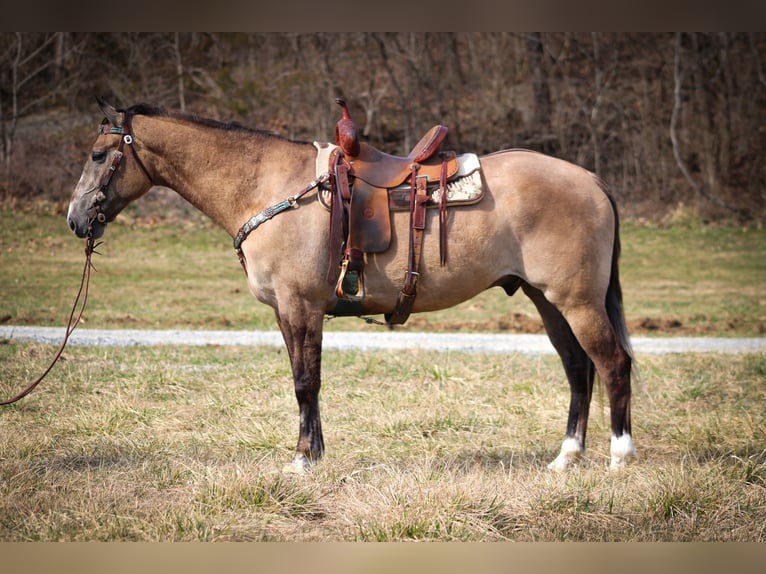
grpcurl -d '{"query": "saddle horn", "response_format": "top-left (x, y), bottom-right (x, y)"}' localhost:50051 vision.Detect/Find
top-left (334, 98), bottom-right (360, 157)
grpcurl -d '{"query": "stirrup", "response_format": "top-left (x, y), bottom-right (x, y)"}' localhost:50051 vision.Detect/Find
top-left (335, 259), bottom-right (366, 302)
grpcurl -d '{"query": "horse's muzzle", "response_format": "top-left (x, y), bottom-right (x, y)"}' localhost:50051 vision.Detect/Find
top-left (67, 209), bottom-right (106, 239)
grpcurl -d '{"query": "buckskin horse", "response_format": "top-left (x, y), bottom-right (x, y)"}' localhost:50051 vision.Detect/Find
top-left (67, 98), bottom-right (638, 473)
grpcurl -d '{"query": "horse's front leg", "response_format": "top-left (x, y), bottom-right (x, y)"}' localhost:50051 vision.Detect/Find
top-left (275, 307), bottom-right (325, 474)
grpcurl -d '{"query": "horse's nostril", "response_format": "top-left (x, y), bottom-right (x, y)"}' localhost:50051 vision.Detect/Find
top-left (68, 218), bottom-right (76, 232)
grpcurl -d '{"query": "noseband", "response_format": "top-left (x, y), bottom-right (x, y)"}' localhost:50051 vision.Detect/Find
top-left (90, 112), bottom-right (153, 222)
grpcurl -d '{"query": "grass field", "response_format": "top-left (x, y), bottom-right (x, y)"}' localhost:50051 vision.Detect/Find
top-left (1, 200), bottom-right (765, 541)
top-left (1, 200), bottom-right (764, 336)
top-left (0, 344), bottom-right (764, 541)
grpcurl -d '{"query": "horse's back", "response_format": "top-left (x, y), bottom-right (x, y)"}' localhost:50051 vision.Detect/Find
top-left (480, 149), bottom-right (614, 224)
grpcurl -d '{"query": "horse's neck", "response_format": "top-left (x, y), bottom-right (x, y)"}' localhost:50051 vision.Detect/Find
top-left (136, 116), bottom-right (314, 236)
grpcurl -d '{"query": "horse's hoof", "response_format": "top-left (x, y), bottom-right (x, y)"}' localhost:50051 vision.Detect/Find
top-left (547, 437), bottom-right (583, 472)
top-left (282, 462), bottom-right (306, 475)
top-left (282, 454), bottom-right (311, 475)
top-left (609, 434), bottom-right (637, 471)
top-left (548, 457), bottom-right (571, 472)
top-left (609, 451), bottom-right (638, 471)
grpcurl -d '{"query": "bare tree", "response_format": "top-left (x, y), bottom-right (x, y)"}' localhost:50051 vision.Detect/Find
top-left (372, 33), bottom-right (414, 152)
top-left (524, 32), bottom-right (555, 152)
top-left (584, 33), bottom-right (619, 176)
top-left (1, 33), bottom-right (63, 173)
top-left (670, 32), bottom-right (741, 213)
top-left (173, 32), bottom-right (186, 111)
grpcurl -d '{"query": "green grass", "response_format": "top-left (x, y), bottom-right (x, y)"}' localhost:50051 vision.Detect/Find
top-left (620, 222), bottom-right (766, 336)
top-left (0, 201), bottom-right (261, 330)
top-left (1, 200), bottom-right (765, 336)
top-left (0, 343), bottom-right (764, 541)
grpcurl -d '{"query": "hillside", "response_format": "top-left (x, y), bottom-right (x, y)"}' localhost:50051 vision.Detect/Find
top-left (2, 33), bottom-right (764, 221)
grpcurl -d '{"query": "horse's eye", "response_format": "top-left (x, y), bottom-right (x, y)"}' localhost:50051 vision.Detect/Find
top-left (91, 151), bottom-right (107, 163)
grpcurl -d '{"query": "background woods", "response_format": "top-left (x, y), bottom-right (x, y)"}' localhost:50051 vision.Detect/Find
top-left (1, 32), bottom-right (764, 221)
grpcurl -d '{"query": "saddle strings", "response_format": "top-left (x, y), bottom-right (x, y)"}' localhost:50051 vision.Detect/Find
top-left (0, 233), bottom-right (100, 406)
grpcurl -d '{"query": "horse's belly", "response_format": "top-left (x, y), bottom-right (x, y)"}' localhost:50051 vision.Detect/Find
top-left (359, 268), bottom-right (497, 315)
top-left (353, 206), bottom-right (518, 315)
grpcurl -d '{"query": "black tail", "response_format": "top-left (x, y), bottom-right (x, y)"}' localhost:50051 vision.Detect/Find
top-left (595, 177), bottom-right (639, 381)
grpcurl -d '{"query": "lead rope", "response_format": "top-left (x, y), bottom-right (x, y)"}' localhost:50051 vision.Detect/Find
top-left (1, 232), bottom-right (100, 406)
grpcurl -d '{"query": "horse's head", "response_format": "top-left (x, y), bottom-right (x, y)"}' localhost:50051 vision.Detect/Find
top-left (67, 98), bottom-right (154, 239)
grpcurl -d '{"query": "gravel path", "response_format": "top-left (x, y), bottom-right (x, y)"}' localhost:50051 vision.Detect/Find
top-left (2, 326), bottom-right (764, 355)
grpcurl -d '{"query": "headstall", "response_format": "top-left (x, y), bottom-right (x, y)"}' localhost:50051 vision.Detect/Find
top-left (90, 113), bottom-right (153, 223)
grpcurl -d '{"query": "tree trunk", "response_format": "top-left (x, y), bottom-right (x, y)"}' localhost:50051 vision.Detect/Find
top-left (174, 32), bottom-right (186, 111)
top-left (670, 33), bottom-right (740, 214)
top-left (524, 32), bottom-right (554, 152)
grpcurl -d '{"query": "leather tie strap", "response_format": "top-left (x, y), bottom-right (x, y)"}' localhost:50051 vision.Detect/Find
top-left (1, 235), bottom-right (100, 406)
top-left (439, 152), bottom-right (448, 266)
top-left (328, 149), bottom-right (349, 286)
top-left (385, 152), bottom-right (450, 324)
top-left (385, 165), bottom-right (428, 325)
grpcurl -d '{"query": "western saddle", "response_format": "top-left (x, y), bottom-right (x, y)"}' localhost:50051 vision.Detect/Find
top-left (326, 99), bottom-right (472, 325)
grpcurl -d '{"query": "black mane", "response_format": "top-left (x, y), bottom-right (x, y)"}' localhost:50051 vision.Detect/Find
top-left (120, 102), bottom-right (291, 141)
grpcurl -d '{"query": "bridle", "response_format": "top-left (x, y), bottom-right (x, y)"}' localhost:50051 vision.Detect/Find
top-left (0, 112), bottom-right (152, 406)
top-left (90, 112), bottom-right (154, 223)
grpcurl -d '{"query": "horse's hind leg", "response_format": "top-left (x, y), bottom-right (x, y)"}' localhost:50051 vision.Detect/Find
top-left (560, 302), bottom-right (637, 470)
top-left (274, 306), bottom-right (325, 474)
top-left (521, 283), bottom-right (595, 471)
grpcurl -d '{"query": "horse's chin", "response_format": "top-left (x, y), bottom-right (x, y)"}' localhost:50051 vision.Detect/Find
top-left (89, 222), bottom-right (107, 239)
top-left (67, 215), bottom-right (106, 239)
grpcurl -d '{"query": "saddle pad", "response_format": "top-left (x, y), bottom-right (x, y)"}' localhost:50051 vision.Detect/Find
top-left (388, 154), bottom-right (484, 211)
top-left (314, 141), bottom-right (337, 178)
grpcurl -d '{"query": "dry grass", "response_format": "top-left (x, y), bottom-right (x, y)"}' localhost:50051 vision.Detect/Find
top-left (1, 202), bottom-right (765, 541)
top-left (1, 343), bottom-right (764, 541)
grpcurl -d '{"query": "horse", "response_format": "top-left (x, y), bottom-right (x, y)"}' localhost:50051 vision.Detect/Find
top-left (67, 98), bottom-right (638, 473)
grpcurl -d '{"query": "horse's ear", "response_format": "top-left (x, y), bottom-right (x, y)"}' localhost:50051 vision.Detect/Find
top-left (96, 96), bottom-right (123, 127)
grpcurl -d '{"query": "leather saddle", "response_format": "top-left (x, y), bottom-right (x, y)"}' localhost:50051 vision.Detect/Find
top-left (326, 99), bottom-right (476, 325)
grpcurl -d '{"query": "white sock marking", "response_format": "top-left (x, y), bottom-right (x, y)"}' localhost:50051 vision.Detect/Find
top-left (548, 437), bottom-right (584, 472)
top-left (610, 434), bottom-right (637, 470)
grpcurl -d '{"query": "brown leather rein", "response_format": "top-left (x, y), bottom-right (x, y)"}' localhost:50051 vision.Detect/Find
top-left (1, 112), bottom-right (151, 406)
top-left (0, 235), bottom-right (100, 405)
